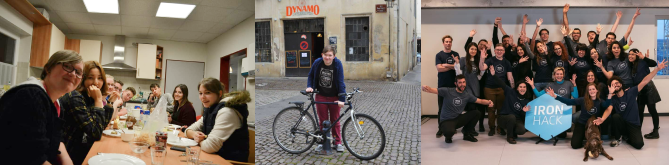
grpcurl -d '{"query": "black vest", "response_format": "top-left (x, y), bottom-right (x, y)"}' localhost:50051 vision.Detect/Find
top-left (202, 101), bottom-right (249, 162)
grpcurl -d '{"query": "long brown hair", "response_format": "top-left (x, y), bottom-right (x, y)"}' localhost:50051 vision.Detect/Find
top-left (584, 83), bottom-right (601, 112)
top-left (553, 42), bottom-right (569, 62)
top-left (76, 61), bottom-right (108, 96)
top-left (465, 42), bottom-right (480, 73)
top-left (198, 77), bottom-right (226, 103)
top-left (172, 84), bottom-right (190, 109)
top-left (535, 42), bottom-right (546, 64)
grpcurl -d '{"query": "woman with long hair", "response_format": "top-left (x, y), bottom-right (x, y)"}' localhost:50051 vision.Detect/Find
top-left (455, 42), bottom-right (484, 136)
top-left (597, 41), bottom-right (633, 89)
top-left (546, 83), bottom-right (613, 149)
top-left (552, 42), bottom-right (571, 81)
top-left (628, 49), bottom-right (661, 139)
top-left (532, 41), bottom-right (553, 91)
top-left (512, 35), bottom-right (534, 84)
top-left (589, 47), bottom-right (608, 83)
top-left (185, 78), bottom-right (251, 162)
top-left (169, 84), bottom-right (197, 127)
top-left (58, 61), bottom-right (119, 164)
top-left (488, 66), bottom-right (534, 144)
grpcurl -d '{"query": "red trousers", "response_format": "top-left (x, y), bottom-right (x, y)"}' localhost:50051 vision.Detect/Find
top-left (315, 94), bottom-right (342, 145)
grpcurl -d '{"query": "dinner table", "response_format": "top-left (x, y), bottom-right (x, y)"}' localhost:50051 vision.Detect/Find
top-left (83, 119), bottom-right (232, 165)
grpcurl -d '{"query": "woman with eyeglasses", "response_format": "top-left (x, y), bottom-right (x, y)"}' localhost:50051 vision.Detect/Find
top-left (0, 50), bottom-right (82, 165)
top-left (58, 61), bottom-right (119, 165)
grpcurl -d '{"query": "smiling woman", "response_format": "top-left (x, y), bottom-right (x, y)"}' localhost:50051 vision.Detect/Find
top-left (0, 50), bottom-right (83, 164)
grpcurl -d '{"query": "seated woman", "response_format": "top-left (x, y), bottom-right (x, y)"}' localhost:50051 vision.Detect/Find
top-left (0, 50), bottom-right (82, 165)
top-left (546, 83), bottom-right (613, 149)
top-left (169, 84), bottom-right (196, 127)
top-left (488, 66), bottom-right (534, 144)
top-left (58, 61), bottom-right (119, 165)
top-left (185, 78), bottom-right (251, 162)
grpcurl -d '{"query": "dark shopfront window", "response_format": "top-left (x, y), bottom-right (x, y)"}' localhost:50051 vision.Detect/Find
top-left (255, 21), bottom-right (272, 62)
top-left (345, 17), bottom-right (370, 61)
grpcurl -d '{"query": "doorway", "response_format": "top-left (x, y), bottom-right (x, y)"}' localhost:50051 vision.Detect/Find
top-left (220, 48), bottom-right (247, 92)
top-left (283, 18), bottom-right (325, 77)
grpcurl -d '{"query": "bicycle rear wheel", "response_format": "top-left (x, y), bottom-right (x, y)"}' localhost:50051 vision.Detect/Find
top-left (272, 107), bottom-right (317, 154)
top-left (342, 113), bottom-right (386, 160)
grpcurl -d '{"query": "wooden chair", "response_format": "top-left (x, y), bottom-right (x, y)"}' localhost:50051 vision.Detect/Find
top-left (228, 129), bottom-right (255, 165)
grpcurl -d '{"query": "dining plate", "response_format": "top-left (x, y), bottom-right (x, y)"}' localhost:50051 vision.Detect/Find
top-left (103, 130), bottom-right (122, 137)
top-left (88, 153), bottom-right (146, 165)
top-left (167, 138), bottom-right (198, 147)
top-left (119, 115), bottom-right (127, 120)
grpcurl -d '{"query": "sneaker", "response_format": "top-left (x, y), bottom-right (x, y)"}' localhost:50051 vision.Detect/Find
top-left (314, 144), bottom-right (323, 151)
top-left (463, 134), bottom-right (478, 142)
top-left (445, 137), bottom-right (453, 143)
top-left (335, 144), bottom-right (345, 152)
top-left (436, 130), bottom-right (443, 138)
top-left (610, 139), bottom-right (621, 147)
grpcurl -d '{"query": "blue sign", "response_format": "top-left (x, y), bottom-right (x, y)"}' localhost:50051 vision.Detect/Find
top-left (525, 95), bottom-right (572, 140)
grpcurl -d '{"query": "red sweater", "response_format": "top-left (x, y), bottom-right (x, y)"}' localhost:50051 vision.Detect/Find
top-left (170, 102), bottom-right (196, 126)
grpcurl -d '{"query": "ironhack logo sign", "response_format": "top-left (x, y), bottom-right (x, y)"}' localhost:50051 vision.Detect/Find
top-left (525, 95), bottom-right (572, 140)
top-left (286, 5), bottom-right (320, 16)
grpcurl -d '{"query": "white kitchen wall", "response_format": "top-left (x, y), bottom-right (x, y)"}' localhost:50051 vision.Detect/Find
top-left (422, 7), bottom-right (669, 115)
top-left (1, 0), bottom-right (33, 85)
top-left (205, 16), bottom-right (255, 123)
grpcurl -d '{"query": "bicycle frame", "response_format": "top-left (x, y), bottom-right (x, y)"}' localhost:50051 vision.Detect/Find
top-left (290, 92), bottom-right (366, 140)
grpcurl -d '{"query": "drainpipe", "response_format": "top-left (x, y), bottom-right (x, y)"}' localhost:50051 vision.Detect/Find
top-left (396, 2), bottom-right (400, 81)
top-left (388, 3), bottom-right (392, 80)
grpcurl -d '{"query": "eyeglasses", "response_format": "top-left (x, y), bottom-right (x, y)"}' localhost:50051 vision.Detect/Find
top-left (61, 62), bottom-right (83, 78)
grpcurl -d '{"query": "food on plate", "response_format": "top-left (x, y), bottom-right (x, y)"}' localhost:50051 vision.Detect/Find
top-left (112, 117), bottom-right (120, 129)
top-left (111, 131), bottom-right (117, 135)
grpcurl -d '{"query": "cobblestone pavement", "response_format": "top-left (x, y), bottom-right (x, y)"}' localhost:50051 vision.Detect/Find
top-left (255, 78), bottom-right (421, 165)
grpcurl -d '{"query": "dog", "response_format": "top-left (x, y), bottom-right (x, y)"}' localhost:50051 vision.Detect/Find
top-left (584, 116), bottom-right (613, 162)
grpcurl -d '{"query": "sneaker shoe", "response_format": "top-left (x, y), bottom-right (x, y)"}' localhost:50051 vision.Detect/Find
top-left (436, 130), bottom-right (443, 138)
top-left (610, 139), bottom-right (621, 147)
top-left (336, 144), bottom-right (345, 152)
top-left (314, 144), bottom-right (323, 151)
top-left (445, 137), bottom-right (453, 143)
top-left (463, 134), bottom-right (478, 142)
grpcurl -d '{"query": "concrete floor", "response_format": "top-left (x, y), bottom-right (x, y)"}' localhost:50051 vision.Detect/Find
top-left (421, 117), bottom-right (669, 165)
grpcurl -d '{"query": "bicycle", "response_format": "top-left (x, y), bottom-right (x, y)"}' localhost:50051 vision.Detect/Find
top-left (272, 88), bottom-right (386, 160)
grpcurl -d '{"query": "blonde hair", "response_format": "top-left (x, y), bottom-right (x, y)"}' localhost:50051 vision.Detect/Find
top-left (552, 67), bottom-right (565, 81)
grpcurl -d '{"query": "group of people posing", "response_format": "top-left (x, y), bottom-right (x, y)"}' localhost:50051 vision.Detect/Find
top-left (0, 50), bottom-right (251, 164)
top-left (422, 5), bottom-right (665, 150)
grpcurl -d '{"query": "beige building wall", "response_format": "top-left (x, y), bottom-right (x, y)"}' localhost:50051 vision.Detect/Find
top-left (255, 0), bottom-right (416, 80)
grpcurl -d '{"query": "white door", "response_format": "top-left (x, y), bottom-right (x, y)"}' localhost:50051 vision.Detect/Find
top-left (164, 60), bottom-right (206, 116)
top-left (136, 44), bottom-right (157, 79)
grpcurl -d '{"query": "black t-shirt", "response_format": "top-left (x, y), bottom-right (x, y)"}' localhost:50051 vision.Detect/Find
top-left (572, 56), bottom-right (591, 82)
top-left (611, 86), bottom-right (640, 126)
top-left (550, 53), bottom-right (570, 80)
top-left (438, 87), bottom-right (478, 121)
top-left (533, 54), bottom-right (553, 83)
top-left (484, 57), bottom-right (512, 88)
top-left (316, 64), bottom-right (337, 97)
top-left (436, 50), bottom-right (460, 87)
top-left (495, 76), bottom-right (530, 119)
top-left (607, 58), bottom-right (633, 86)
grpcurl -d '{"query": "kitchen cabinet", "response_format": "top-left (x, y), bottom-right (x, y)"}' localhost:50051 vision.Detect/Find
top-left (29, 24), bottom-right (65, 67)
top-left (136, 44), bottom-right (163, 79)
top-left (78, 40), bottom-right (103, 63)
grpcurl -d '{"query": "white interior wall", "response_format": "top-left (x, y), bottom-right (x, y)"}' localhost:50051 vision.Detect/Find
top-left (205, 16), bottom-right (255, 123)
top-left (422, 8), bottom-right (669, 115)
top-left (0, 0), bottom-right (32, 85)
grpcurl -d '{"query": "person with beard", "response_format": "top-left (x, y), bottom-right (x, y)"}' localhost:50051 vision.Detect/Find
top-left (607, 59), bottom-right (667, 149)
top-left (422, 75), bottom-right (494, 143)
top-left (532, 41), bottom-right (553, 91)
top-left (628, 49), bottom-right (662, 139)
top-left (596, 9), bottom-right (639, 65)
top-left (481, 44), bottom-right (515, 136)
top-left (455, 42), bottom-right (486, 136)
top-left (598, 41), bottom-right (634, 89)
top-left (435, 35), bottom-right (460, 137)
top-left (547, 83), bottom-right (613, 149)
top-left (561, 4), bottom-right (580, 57)
top-left (488, 66), bottom-right (533, 144)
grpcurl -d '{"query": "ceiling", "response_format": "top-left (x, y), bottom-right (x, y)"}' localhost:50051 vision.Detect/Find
top-left (27, 0), bottom-right (254, 43)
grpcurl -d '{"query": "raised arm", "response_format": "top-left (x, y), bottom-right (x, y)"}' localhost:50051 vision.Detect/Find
top-left (555, 95), bottom-right (579, 106)
top-left (611, 11), bottom-right (622, 33)
top-left (594, 59), bottom-right (613, 79)
top-left (563, 4), bottom-right (570, 30)
top-left (624, 8), bottom-right (640, 41)
top-left (466, 29), bottom-right (476, 51)
top-left (522, 14), bottom-right (529, 35)
top-left (638, 60), bottom-right (668, 92)
top-left (498, 19), bottom-right (508, 36)
top-left (493, 17), bottom-right (501, 46)
top-left (642, 49), bottom-right (658, 67)
top-left (531, 18), bottom-right (543, 52)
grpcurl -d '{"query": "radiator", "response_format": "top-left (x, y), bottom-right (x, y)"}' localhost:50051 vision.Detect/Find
top-left (0, 62), bottom-right (14, 86)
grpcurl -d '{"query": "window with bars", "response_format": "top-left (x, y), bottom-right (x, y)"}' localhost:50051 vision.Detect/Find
top-left (255, 21), bottom-right (272, 62)
top-left (345, 17), bottom-right (370, 62)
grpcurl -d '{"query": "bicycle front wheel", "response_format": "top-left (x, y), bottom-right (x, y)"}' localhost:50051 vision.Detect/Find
top-left (342, 113), bottom-right (386, 160)
top-left (272, 107), bottom-right (317, 154)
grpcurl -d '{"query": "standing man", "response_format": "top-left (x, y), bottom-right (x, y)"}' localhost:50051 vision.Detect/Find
top-left (422, 75), bottom-right (494, 143)
top-left (306, 45), bottom-right (346, 152)
top-left (435, 35), bottom-right (460, 137)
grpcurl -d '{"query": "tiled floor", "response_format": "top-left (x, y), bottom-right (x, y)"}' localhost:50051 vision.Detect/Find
top-left (421, 117), bottom-right (669, 165)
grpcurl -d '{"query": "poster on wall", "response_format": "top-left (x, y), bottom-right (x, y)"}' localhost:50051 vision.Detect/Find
top-left (286, 51), bottom-right (298, 68)
top-left (299, 50), bottom-right (311, 68)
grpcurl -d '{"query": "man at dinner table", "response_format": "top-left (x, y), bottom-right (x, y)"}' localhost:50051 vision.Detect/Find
top-left (147, 83), bottom-right (174, 113)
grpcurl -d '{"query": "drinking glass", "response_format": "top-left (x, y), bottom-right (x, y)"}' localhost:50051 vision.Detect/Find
top-left (186, 146), bottom-right (201, 165)
top-left (151, 148), bottom-right (167, 165)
